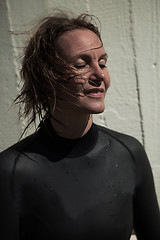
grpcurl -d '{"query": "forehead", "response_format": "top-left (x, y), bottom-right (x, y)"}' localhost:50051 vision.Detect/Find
top-left (57, 29), bottom-right (103, 59)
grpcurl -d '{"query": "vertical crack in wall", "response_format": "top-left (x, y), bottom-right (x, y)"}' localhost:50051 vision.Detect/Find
top-left (6, 0), bottom-right (21, 82)
top-left (155, 0), bottom-right (159, 76)
top-left (85, 0), bottom-right (90, 13)
top-left (6, 0), bottom-right (24, 135)
top-left (128, 0), bottom-right (145, 147)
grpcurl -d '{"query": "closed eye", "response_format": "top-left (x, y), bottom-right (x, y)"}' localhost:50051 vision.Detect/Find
top-left (99, 64), bottom-right (107, 69)
top-left (74, 65), bottom-right (86, 69)
top-left (99, 58), bottom-right (107, 69)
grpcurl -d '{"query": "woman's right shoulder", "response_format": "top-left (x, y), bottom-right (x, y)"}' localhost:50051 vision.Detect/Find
top-left (0, 131), bottom-right (38, 170)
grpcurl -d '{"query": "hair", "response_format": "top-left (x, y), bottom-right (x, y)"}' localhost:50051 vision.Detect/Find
top-left (14, 10), bottom-right (102, 135)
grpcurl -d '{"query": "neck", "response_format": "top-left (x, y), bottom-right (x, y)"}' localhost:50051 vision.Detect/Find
top-left (50, 109), bottom-right (93, 139)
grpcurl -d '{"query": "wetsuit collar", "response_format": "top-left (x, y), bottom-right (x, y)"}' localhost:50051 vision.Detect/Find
top-left (39, 119), bottom-right (98, 159)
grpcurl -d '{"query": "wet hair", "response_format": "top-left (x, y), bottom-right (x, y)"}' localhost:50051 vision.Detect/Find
top-left (14, 10), bottom-right (102, 135)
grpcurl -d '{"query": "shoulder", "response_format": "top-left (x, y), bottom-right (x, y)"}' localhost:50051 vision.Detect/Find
top-left (0, 131), bottom-right (37, 154)
top-left (97, 124), bottom-right (143, 148)
top-left (96, 124), bottom-right (152, 184)
top-left (96, 124), bottom-right (147, 162)
top-left (0, 131), bottom-right (39, 171)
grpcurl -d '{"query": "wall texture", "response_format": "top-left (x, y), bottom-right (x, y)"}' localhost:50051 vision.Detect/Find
top-left (0, 0), bottom-right (160, 212)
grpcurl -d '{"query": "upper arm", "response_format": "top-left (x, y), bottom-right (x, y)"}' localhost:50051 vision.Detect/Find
top-left (0, 150), bottom-right (19, 240)
top-left (102, 128), bottom-right (160, 239)
top-left (132, 141), bottom-right (160, 240)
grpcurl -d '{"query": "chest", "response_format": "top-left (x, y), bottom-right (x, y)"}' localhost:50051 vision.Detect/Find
top-left (19, 145), bottom-right (135, 239)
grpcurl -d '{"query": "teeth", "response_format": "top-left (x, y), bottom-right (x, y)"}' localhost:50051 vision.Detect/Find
top-left (87, 89), bottom-right (103, 94)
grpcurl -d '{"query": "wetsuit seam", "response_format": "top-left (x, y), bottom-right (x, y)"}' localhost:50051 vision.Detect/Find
top-left (99, 127), bottom-right (136, 163)
top-left (10, 152), bottom-right (21, 200)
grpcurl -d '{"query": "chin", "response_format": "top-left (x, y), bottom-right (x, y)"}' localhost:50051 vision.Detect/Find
top-left (88, 104), bottom-right (105, 114)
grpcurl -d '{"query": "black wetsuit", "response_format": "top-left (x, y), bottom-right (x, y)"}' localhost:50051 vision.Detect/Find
top-left (0, 120), bottom-right (160, 240)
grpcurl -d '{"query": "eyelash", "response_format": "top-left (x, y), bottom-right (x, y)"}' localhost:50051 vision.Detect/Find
top-left (99, 64), bottom-right (107, 69)
top-left (75, 65), bottom-right (86, 69)
top-left (75, 63), bottom-right (107, 69)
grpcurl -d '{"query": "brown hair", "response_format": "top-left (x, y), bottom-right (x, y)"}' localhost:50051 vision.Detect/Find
top-left (15, 10), bottom-right (102, 134)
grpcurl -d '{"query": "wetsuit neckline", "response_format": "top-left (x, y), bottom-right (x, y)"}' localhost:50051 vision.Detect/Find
top-left (39, 119), bottom-right (99, 158)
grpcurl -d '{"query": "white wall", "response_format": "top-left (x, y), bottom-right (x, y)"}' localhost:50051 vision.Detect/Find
top-left (0, 0), bottom-right (160, 208)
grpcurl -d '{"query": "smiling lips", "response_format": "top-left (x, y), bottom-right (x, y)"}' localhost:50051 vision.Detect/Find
top-left (84, 88), bottom-right (105, 98)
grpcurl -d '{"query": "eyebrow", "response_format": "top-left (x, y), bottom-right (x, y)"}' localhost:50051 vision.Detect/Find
top-left (70, 44), bottom-right (108, 62)
top-left (71, 52), bottom-right (108, 62)
top-left (98, 53), bottom-right (108, 60)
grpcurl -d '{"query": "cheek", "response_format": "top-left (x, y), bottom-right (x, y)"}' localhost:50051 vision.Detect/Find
top-left (70, 74), bottom-right (88, 92)
top-left (64, 79), bottom-right (85, 96)
top-left (104, 71), bottom-right (111, 89)
top-left (74, 73), bottom-right (88, 83)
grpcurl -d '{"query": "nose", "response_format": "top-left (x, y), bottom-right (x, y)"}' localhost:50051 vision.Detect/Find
top-left (88, 65), bottom-right (105, 86)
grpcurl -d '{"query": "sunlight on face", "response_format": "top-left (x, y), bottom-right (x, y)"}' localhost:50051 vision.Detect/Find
top-left (56, 29), bottom-right (110, 114)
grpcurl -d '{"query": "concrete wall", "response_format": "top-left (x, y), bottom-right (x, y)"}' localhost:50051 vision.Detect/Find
top-left (0, 0), bottom-right (160, 211)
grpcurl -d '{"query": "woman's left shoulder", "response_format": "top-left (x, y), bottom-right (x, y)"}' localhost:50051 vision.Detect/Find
top-left (96, 124), bottom-right (146, 159)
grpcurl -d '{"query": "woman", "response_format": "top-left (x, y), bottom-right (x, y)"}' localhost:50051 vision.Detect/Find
top-left (0, 11), bottom-right (160, 240)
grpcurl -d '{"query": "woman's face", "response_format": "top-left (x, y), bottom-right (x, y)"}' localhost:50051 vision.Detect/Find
top-left (57, 29), bottom-right (110, 115)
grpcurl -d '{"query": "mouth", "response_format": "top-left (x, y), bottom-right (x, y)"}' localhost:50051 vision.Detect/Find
top-left (84, 88), bottom-right (105, 98)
